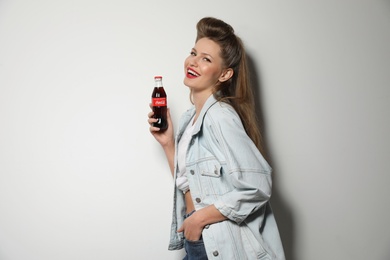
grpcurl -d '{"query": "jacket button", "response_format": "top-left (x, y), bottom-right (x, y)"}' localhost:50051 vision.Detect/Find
top-left (213, 251), bottom-right (219, 256)
top-left (205, 224), bottom-right (210, 229)
top-left (214, 169), bottom-right (218, 175)
top-left (195, 198), bottom-right (201, 203)
top-left (190, 170), bottom-right (195, 175)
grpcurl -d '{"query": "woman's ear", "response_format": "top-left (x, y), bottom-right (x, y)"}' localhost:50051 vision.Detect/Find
top-left (219, 68), bottom-right (234, 82)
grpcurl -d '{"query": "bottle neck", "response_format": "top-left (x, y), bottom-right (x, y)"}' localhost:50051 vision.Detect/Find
top-left (155, 79), bottom-right (163, 88)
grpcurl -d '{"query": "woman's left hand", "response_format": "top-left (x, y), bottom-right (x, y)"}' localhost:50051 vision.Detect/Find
top-left (177, 211), bottom-right (204, 241)
top-left (177, 205), bottom-right (227, 241)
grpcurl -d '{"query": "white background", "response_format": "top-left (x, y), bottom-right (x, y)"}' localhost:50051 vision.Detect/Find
top-left (1, 1), bottom-right (389, 259)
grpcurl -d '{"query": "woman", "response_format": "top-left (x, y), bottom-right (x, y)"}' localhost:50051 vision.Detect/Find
top-left (148, 17), bottom-right (285, 260)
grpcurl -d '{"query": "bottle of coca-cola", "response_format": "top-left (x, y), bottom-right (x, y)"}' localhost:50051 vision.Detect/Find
top-left (151, 76), bottom-right (167, 131)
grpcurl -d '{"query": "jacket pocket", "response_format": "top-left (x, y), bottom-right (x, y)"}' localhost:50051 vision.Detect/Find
top-left (199, 161), bottom-right (221, 178)
top-left (197, 160), bottom-right (232, 195)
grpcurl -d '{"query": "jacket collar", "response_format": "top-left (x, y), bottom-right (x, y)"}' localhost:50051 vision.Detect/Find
top-left (178, 94), bottom-right (218, 137)
top-left (192, 94), bottom-right (218, 135)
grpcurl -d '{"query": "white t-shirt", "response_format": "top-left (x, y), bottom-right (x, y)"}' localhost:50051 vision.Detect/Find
top-left (176, 117), bottom-right (195, 194)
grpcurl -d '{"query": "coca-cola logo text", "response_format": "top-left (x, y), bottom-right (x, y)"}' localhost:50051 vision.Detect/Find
top-left (152, 98), bottom-right (167, 106)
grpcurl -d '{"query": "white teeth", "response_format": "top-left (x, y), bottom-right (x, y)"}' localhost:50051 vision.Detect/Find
top-left (187, 69), bottom-right (199, 76)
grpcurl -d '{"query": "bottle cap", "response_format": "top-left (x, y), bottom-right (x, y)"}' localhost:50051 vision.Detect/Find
top-left (154, 76), bottom-right (162, 80)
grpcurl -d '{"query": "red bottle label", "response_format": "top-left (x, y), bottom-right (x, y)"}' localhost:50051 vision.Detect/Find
top-left (152, 97), bottom-right (166, 106)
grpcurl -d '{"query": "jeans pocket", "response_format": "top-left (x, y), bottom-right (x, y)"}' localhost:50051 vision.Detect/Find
top-left (184, 237), bottom-right (207, 259)
top-left (185, 237), bottom-right (204, 244)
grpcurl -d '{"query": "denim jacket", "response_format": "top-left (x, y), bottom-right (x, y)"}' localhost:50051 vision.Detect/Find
top-left (168, 95), bottom-right (285, 260)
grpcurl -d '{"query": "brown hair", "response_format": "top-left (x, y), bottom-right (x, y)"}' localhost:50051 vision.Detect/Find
top-left (195, 17), bottom-right (265, 155)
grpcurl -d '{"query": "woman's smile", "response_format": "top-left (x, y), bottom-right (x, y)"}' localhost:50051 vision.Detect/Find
top-left (186, 68), bottom-right (200, 78)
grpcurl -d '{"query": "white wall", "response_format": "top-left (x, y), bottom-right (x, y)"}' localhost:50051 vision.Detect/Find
top-left (1, 1), bottom-right (389, 259)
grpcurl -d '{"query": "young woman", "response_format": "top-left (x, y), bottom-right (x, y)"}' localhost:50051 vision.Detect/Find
top-left (148, 17), bottom-right (285, 260)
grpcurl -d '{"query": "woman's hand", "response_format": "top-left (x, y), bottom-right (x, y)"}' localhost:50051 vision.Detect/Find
top-left (177, 211), bottom-right (204, 241)
top-left (177, 205), bottom-right (227, 241)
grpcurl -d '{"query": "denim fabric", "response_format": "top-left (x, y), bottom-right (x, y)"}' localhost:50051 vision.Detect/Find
top-left (183, 210), bottom-right (208, 260)
top-left (183, 239), bottom-right (208, 260)
top-left (168, 95), bottom-right (285, 259)
top-left (184, 210), bottom-right (196, 219)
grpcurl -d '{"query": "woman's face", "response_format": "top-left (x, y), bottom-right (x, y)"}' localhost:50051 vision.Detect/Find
top-left (183, 37), bottom-right (226, 94)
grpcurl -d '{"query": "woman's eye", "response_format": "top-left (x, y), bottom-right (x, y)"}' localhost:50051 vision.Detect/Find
top-left (190, 51), bottom-right (196, 56)
top-left (203, 57), bottom-right (211, 62)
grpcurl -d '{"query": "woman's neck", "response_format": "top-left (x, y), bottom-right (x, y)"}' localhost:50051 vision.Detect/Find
top-left (192, 90), bottom-right (213, 123)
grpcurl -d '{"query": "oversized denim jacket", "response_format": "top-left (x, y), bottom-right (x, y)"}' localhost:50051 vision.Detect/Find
top-left (168, 95), bottom-right (285, 260)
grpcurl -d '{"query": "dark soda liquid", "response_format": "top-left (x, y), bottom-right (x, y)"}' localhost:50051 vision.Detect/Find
top-left (152, 86), bottom-right (167, 131)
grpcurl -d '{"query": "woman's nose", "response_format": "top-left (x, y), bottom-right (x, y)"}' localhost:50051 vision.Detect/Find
top-left (188, 56), bottom-right (198, 67)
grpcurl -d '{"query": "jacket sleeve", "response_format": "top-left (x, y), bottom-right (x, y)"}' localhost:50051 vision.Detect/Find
top-left (206, 106), bottom-right (273, 225)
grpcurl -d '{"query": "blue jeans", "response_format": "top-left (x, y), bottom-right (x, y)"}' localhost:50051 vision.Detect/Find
top-left (182, 211), bottom-right (208, 260)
